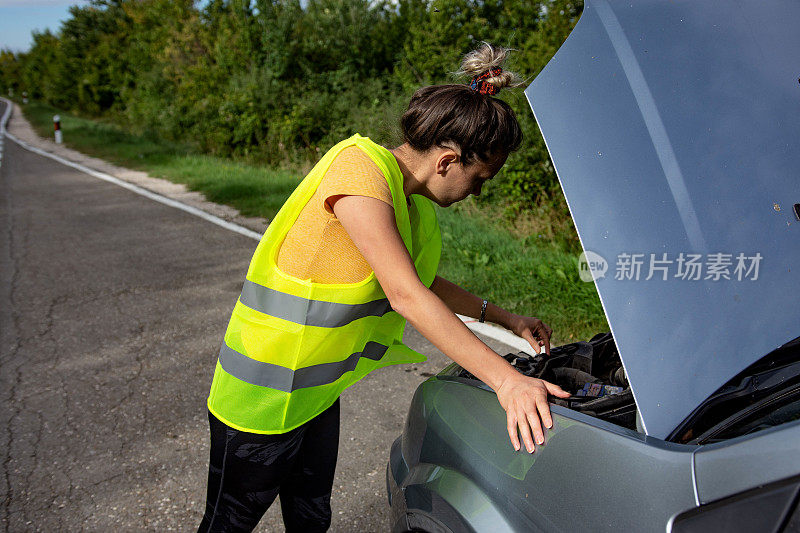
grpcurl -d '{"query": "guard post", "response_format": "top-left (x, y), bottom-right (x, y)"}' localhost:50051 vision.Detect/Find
top-left (54, 115), bottom-right (63, 144)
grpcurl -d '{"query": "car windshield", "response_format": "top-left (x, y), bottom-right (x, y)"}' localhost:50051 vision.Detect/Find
top-left (673, 337), bottom-right (800, 443)
top-left (694, 387), bottom-right (800, 444)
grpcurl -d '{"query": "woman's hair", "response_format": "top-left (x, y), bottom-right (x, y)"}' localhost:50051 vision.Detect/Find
top-left (400, 42), bottom-right (524, 165)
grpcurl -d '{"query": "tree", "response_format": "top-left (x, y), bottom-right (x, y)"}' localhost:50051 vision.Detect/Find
top-left (0, 49), bottom-right (22, 96)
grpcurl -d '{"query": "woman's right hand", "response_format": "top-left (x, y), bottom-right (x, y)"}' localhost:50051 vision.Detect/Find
top-left (495, 373), bottom-right (571, 453)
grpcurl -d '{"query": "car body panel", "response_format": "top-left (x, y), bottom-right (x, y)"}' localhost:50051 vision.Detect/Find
top-left (395, 462), bottom-right (513, 533)
top-left (390, 379), bottom-right (698, 532)
top-left (668, 474), bottom-right (800, 533)
top-left (525, 0), bottom-right (800, 438)
top-left (693, 418), bottom-right (800, 504)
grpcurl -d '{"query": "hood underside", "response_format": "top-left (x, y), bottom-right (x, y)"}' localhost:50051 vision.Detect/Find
top-left (526, 0), bottom-right (800, 438)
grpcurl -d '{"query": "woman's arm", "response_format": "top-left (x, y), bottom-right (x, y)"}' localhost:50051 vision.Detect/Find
top-left (332, 195), bottom-right (569, 453)
top-left (430, 275), bottom-right (553, 355)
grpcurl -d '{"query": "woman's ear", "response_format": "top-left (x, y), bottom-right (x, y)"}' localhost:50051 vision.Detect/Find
top-left (435, 148), bottom-right (461, 176)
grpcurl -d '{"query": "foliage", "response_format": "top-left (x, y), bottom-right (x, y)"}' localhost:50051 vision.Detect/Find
top-left (1, 0), bottom-right (582, 212)
top-left (0, 49), bottom-right (22, 97)
top-left (437, 203), bottom-right (608, 341)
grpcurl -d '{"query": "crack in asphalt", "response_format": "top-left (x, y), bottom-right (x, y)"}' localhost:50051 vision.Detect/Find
top-left (0, 150), bottom-right (88, 530)
top-left (1, 146), bottom-right (23, 533)
top-left (38, 294), bottom-right (67, 342)
top-left (19, 411), bottom-right (44, 528)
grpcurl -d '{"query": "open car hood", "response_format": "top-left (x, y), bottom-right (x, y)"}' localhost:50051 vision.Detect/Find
top-left (525, 0), bottom-right (800, 438)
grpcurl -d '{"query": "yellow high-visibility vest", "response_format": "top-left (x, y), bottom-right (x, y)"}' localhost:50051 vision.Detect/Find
top-left (207, 134), bottom-right (442, 433)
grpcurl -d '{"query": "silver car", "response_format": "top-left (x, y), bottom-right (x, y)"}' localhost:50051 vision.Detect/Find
top-left (387, 0), bottom-right (800, 531)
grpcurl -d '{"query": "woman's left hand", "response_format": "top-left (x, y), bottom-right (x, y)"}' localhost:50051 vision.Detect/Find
top-left (508, 314), bottom-right (553, 356)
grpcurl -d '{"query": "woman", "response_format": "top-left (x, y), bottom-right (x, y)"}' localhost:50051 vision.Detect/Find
top-left (199, 42), bottom-right (569, 532)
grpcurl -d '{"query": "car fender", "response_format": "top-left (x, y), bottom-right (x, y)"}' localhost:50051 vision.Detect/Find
top-left (397, 463), bottom-right (515, 533)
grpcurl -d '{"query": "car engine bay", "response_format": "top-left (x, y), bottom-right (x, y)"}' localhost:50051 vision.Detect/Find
top-left (458, 333), bottom-right (640, 431)
top-left (453, 333), bottom-right (800, 440)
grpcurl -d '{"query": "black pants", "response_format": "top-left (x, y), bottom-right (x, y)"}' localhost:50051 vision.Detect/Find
top-left (198, 400), bottom-right (340, 532)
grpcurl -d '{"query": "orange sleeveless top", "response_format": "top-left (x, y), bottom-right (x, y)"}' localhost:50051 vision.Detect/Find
top-left (276, 145), bottom-right (394, 283)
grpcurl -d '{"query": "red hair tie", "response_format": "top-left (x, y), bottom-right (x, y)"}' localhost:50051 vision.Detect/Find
top-left (469, 67), bottom-right (502, 95)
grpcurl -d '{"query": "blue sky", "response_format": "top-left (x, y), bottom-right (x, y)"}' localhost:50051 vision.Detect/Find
top-left (0, 1), bottom-right (91, 53)
top-left (0, 0), bottom-right (215, 53)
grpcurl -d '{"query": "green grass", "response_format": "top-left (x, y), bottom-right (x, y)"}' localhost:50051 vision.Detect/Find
top-left (22, 102), bottom-right (300, 219)
top-left (19, 101), bottom-right (609, 343)
top-left (437, 203), bottom-right (608, 342)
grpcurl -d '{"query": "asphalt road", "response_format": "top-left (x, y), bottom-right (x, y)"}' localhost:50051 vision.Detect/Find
top-left (0, 100), bottom-right (520, 532)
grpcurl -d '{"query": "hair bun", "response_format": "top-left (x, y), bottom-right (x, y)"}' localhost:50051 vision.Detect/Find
top-left (458, 42), bottom-right (522, 93)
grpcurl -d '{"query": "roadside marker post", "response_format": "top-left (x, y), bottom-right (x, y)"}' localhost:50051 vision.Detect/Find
top-left (54, 115), bottom-right (63, 144)
top-left (22, 91), bottom-right (28, 104)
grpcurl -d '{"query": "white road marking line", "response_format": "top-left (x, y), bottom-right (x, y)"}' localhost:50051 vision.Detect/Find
top-left (0, 101), bottom-right (261, 241)
top-left (0, 99), bottom-right (10, 168)
top-left (0, 98), bottom-right (529, 352)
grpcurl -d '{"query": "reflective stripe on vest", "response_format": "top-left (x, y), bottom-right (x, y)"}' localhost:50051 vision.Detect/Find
top-left (207, 133), bottom-right (441, 434)
top-left (219, 340), bottom-right (388, 392)
top-left (239, 279), bottom-right (392, 327)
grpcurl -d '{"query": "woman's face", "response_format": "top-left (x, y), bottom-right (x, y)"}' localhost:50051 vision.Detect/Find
top-left (428, 151), bottom-right (508, 207)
